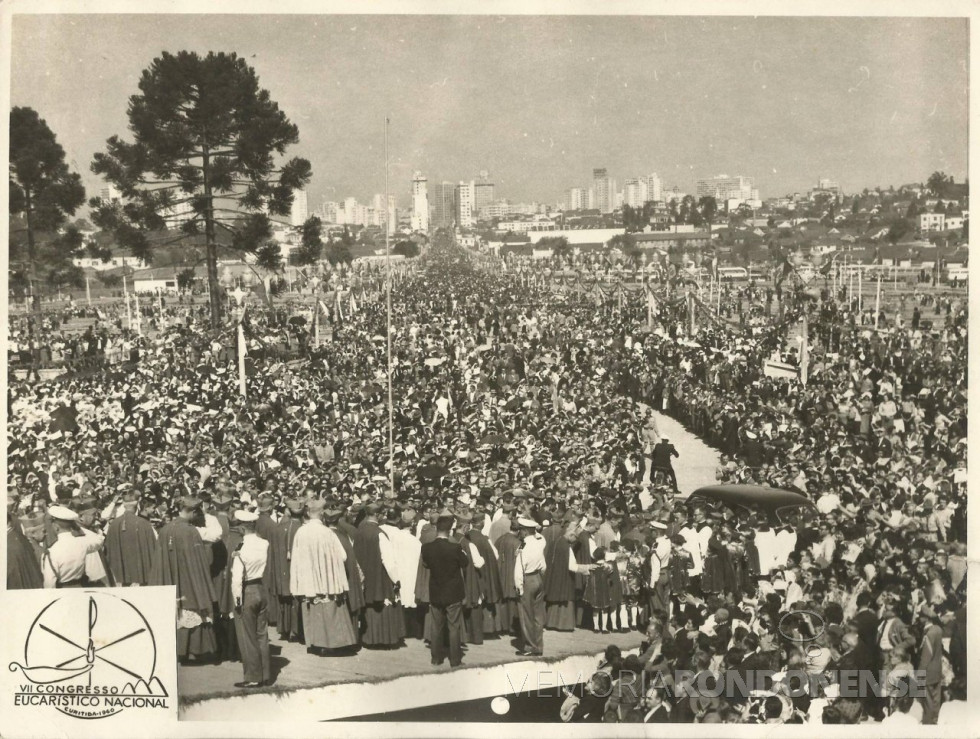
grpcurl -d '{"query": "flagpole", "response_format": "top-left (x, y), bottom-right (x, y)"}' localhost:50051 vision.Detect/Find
top-left (874, 274), bottom-right (881, 330)
top-left (385, 116), bottom-right (395, 500)
top-left (123, 275), bottom-right (132, 331)
top-left (314, 300), bottom-right (320, 349)
top-left (858, 266), bottom-right (863, 316)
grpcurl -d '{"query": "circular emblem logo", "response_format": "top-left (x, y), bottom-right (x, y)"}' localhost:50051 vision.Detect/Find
top-left (9, 592), bottom-right (165, 719)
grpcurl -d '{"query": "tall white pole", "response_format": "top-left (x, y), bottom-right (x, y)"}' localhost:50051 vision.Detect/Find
top-left (858, 266), bottom-right (863, 315)
top-left (314, 301), bottom-right (320, 349)
top-left (238, 308), bottom-right (246, 397)
top-left (874, 274), bottom-right (881, 330)
top-left (134, 294), bottom-right (142, 337)
top-left (231, 288), bottom-right (247, 397)
top-left (123, 275), bottom-right (131, 329)
top-left (385, 116), bottom-right (395, 500)
top-left (86, 275), bottom-right (91, 306)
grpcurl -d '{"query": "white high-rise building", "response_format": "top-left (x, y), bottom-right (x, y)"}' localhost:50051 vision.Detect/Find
top-left (624, 178), bottom-right (643, 208)
top-left (411, 171), bottom-right (429, 232)
top-left (373, 194), bottom-right (397, 235)
top-left (290, 189), bottom-right (309, 226)
top-left (641, 173), bottom-right (662, 204)
top-left (317, 201), bottom-right (340, 223)
top-left (566, 187), bottom-right (587, 210)
top-left (592, 168), bottom-right (614, 213)
top-left (455, 181), bottom-right (476, 227)
top-left (695, 174), bottom-right (755, 201)
top-left (343, 197), bottom-right (358, 225)
top-left (162, 197), bottom-right (195, 228)
top-left (99, 184), bottom-right (121, 205)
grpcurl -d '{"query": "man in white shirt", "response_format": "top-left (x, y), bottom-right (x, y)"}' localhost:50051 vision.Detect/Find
top-left (230, 509), bottom-right (271, 688)
top-left (810, 522), bottom-right (836, 566)
top-left (514, 517), bottom-right (547, 656)
top-left (73, 497), bottom-right (110, 586)
top-left (42, 505), bottom-right (104, 588)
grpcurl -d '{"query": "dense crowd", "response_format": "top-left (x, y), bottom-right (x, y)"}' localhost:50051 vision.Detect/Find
top-left (6, 242), bottom-right (967, 724)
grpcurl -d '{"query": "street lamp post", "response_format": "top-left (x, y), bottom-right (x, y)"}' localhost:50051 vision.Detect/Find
top-left (230, 286), bottom-right (248, 397)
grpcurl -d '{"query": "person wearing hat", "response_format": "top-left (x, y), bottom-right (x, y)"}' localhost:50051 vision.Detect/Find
top-left (917, 605), bottom-right (944, 724)
top-left (148, 496), bottom-right (218, 662)
top-left (72, 496), bottom-right (112, 587)
top-left (211, 492), bottom-right (243, 664)
top-left (272, 498), bottom-right (306, 643)
top-left (650, 437), bottom-right (679, 492)
top-left (41, 505), bottom-right (104, 589)
top-left (7, 499), bottom-right (43, 589)
top-left (514, 515), bottom-right (547, 656)
top-left (420, 510), bottom-right (468, 667)
top-left (104, 488), bottom-right (157, 587)
top-left (289, 499), bottom-right (358, 656)
top-left (230, 509), bottom-right (272, 688)
top-left (353, 501), bottom-right (405, 647)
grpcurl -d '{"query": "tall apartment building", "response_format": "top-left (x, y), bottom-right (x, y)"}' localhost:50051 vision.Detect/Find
top-left (99, 184), bottom-right (122, 205)
top-left (565, 187), bottom-right (587, 210)
top-left (290, 189), bottom-right (309, 227)
top-left (641, 173), bottom-right (662, 204)
top-left (474, 181), bottom-right (495, 214)
top-left (371, 194), bottom-right (398, 235)
top-left (695, 174), bottom-right (756, 202)
top-left (623, 178), bottom-right (643, 208)
top-left (592, 168), bottom-right (615, 213)
top-left (455, 181), bottom-right (475, 227)
top-left (162, 198), bottom-right (195, 228)
top-left (454, 180), bottom-right (494, 228)
top-left (411, 171), bottom-right (429, 232)
top-left (431, 182), bottom-right (456, 229)
top-left (317, 201), bottom-right (340, 223)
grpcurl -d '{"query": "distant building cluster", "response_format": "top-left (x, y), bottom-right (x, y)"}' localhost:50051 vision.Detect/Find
top-left (561, 168), bottom-right (758, 214)
top-left (313, 193), bottom-right (398, 235)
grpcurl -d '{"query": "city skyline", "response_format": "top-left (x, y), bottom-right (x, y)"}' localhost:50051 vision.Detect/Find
top-left (10, 15), bottom-right (968, 214)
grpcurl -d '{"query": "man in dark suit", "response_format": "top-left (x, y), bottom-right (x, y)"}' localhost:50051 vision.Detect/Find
top-left (421, 510), bottom-right (468, 667)
top-left (651, 437), bottom-right (679, 491)
top-left (851, 592), bottom-right (879, 655)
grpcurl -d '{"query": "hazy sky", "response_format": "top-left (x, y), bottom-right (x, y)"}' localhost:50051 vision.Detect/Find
top-left (9, 14), bottom-right (969, 211)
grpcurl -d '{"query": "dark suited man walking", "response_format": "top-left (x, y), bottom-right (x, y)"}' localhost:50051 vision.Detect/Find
top-left (651, 437), bottom-right (680, 491)
top-left (420, 510), bottom-right (468, 667)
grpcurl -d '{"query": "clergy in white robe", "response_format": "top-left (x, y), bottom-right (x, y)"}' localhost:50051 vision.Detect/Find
top-left (289, 501), bottom-right (357, 651)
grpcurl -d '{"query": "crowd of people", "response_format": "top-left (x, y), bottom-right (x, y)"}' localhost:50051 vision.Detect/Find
top-left (6, 239), bottom-right (968, 725)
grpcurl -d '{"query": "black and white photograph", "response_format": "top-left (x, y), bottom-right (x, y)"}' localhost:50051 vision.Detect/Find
top-left (1, 4), bottom-right (976, 735)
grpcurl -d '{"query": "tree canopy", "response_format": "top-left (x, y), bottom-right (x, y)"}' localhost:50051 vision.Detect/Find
top-left (9, 106), bottom-right (87, 299)
top-left (537, 236), bottom-right (571, 257)
top-left (89, 50), bottom-right (315, 323)
top-left (392, 240), bottom-right (420, 258)
top-left (927, 171), bottom-right (954, 198)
